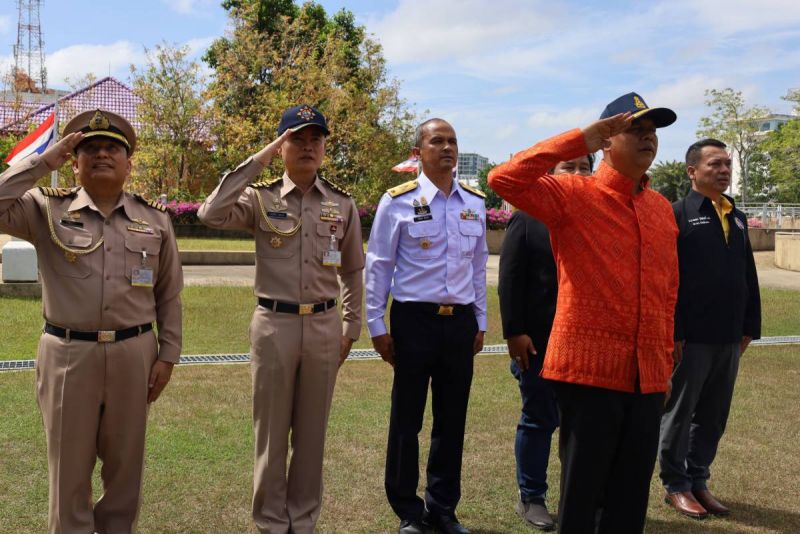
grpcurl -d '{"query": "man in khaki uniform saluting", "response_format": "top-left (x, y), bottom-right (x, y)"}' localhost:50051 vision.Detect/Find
top-left (0, 109), bottom-right (183, 533)
top-left (198, 104), bottom-right (364, 534)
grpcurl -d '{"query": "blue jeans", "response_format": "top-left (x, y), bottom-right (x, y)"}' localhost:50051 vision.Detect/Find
top-left (511, 355), bottom-right (559, 501)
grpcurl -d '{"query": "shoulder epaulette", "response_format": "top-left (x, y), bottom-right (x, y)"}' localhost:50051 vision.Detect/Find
top-left (320, 176), bottom-right (351, 197)
top-left (38, 186), bottom-right (79, 198)
top-left (134, 193), bottom-right (167, 212)
top-left (459, 181), bottom-right (486, 199)
top-left (387, 180), bottom-right (418, 198)
top-left (248, 177), bottom-right (280, 189)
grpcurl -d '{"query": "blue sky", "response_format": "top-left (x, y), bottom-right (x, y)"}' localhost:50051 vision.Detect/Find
top-left (1, 0), bottom-right (798, 166)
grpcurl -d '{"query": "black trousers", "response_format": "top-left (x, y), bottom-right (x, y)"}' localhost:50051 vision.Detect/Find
top-left (552, 381), bottom-right (665, 534)
top-left (385, 301), bottom-right (478, 521)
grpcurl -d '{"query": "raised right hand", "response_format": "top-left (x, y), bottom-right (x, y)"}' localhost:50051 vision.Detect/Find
top-left (41, 132), bottom-right (84, 171)
top-left (371, 334), bottom-right (395, 367)
top-left (581, 112), bottom-right (633, 152)
top-left (253, 129), bottom-right (293, 166)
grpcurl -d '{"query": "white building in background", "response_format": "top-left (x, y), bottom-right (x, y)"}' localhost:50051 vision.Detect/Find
top-left (730, 113), bottom-right (795, 199)
top-left (458, 152), bottom-right (489, 186)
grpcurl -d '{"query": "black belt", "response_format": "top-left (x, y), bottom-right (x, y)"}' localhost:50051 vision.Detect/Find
top-left (258, 298), bottom-right (337, 315)
top-left (394, 301), bottom-right (473, 316)
top-left (44, 322), bottom-right (153, 343)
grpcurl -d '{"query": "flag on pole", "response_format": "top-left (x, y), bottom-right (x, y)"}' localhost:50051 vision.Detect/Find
top-left (5, 112), bottom-right (57, 166)
top-left (392, 154), bottom-right (419, 173)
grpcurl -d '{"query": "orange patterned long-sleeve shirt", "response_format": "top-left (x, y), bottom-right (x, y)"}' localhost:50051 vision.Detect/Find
top-left (489, 129), bottom-right (678, 393)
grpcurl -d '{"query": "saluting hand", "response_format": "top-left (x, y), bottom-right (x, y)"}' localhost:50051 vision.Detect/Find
top-left (371, 334), bottom-right (395, 367)
top-left (253, 129), bottom-right (293, 166)
top-left (147, 360), bottom-right (174, 403)
top-left (581, 112), bottom-right (633, 152)
top-left (41, 132), bottom-right (84, 171)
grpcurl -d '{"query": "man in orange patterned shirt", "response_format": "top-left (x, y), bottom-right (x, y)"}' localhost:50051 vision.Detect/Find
top-left (489, 92), bottom-right (679, 534)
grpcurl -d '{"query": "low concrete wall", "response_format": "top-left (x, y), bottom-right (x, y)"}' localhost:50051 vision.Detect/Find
top-left (749, 228), bottom-right (776, 251)
top-left (775, 233), bottom-right (800, 272)
top-left (180, 251), bottom-right (255, 265)
top-left (486, 229), bottom-right (505, 254)
top-left (0, 282), bottom-right (41, 298)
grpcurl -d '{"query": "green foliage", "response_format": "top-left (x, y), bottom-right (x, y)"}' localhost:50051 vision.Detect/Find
top-left (204, 0), bottom-right (416, 206)
top-left (0, 134), bottom-right (20, 173)
top-left (697, 88), bottom-right (770, 203)
top-left (760, 118), bottom-right (800, 203)
top-left (130, 43), bottom-right (218, 199)
top-left (476, 163), bottom-right (502, 209)
top-left (649, 160), bottom-right (690, 202)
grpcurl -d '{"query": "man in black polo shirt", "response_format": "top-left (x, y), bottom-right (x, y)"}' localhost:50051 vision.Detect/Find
top-left (659, 138), bottom-right (761, 519)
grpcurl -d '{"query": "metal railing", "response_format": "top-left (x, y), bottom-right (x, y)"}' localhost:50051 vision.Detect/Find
top-left (739, 204), bottom-right (800, 229)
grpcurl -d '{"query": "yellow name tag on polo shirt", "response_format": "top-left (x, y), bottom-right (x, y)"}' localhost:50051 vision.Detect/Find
top-left (131, 267), bottom-right (154, 287)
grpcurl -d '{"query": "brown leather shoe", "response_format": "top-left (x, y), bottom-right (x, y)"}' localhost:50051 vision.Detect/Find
top-left (693, 489), bottom-right (730, 516)
top-left (664, 491), bottom-right (708, 519)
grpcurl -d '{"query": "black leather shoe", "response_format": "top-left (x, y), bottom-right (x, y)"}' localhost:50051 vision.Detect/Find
top-left (398, 519), bottom-right (426, 534)
top-left (423, 513), bottom-right (470, 534)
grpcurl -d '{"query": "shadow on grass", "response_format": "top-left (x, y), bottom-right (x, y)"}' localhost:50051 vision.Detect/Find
top-left (648, 500), bottom-right (800, 533)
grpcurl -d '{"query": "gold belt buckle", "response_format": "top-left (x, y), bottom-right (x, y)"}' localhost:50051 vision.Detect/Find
top-left (97, 330), bottom-right (116, 343)
top-left (437, 305), bottom-right (454, 316)
top-left (298, 303), bottom-right (314, 315)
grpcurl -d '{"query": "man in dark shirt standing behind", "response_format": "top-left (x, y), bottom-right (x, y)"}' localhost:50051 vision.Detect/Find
top-left (659, 138), bottom-right (761, 519)
top-left (499, 154), bottom-right (593, 531)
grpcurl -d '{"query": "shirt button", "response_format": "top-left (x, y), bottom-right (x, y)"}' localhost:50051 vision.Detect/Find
top-left (304, 285), bottom-right (309, 290)
top-left (304, 233), bottom-right (309, 237)
top-left (105, 275), bottom-right (110, 280)
top-left (106, 247), bottom-right (111, 252)
top-left (104, 306), bottom-right (109, 311)
top-left (304, 259), bottom-right (308, 264)
top-left (105, 220), bottom-right (111, 226)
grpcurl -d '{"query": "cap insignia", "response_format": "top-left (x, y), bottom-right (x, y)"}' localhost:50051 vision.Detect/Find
top-left (633, 96), bottom-right (647, 110)
top-left (297, 105), bottom-right (315, 121)
top-left (89, 111), bottom-right (110, 131)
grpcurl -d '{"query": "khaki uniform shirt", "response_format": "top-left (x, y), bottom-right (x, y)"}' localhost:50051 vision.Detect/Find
top-left (198, 157), bottom-right (364, 340)
top-left (0, 155), bottom-right (183, 363)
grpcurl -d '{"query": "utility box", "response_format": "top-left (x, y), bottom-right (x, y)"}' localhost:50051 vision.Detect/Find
top-left (2, 238), bottom-right (38, 282)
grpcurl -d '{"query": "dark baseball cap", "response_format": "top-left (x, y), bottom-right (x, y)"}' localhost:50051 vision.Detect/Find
top-left (600, 92), bottom-right (677, 128)
top-left (277, 104), bottom-right (330, 136)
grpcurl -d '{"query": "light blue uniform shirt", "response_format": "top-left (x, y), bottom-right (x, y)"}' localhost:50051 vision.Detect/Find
top-left (365, 173), bottom-right (489, 337)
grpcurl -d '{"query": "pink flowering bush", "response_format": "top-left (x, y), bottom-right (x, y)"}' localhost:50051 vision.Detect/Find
top-left (486, 208), bottom-right (513, 230)
top-left (166, 201), bottom-right (202, 224)
top-left (358, 204), bottom-right (378, 232)
top-left (747, 217), bottom-right (764, 228)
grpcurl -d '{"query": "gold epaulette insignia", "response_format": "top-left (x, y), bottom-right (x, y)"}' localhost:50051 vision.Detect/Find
top-left (38, 186), bottom-right (79, 198)
top-left (459, 181), bottom-right (486, 198)
top-left (134, 193), bottom-right (167, 212)
top-left (248, 178), bottom-right (280, 189)
top-left (387, 180), bottom-right (418, 198)
top-left (320, 176), bottom-right (351, 197)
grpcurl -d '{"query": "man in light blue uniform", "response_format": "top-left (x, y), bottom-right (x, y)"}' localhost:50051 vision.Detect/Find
top-left (366, 118), bottom-right (489, 534)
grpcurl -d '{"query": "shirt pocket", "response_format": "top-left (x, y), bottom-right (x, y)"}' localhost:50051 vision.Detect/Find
top-left (314, 222), bottom-right (345, 261)
top-left (256, 219), bottom-right (297, 259)
top-left (51, 226), bottom-right (95, 278)
top-left (458, 220), bottom-right (483, 258)
top-left (407, 220), bottom-right (443, 259)
top-left (124, 235), bottom-right (162, 283)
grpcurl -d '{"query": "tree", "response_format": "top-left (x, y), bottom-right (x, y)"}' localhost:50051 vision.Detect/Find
top-left (649, 160), bottom-right (690, 202)
top-left (204, 0), bottom-right (416, 206)
top-left (697, 88), bottom-right (770, 203)
top-left (759, 118), bottom-right (800, 203)
top-left (476, 163), bottom-right (502, 209)
top-left (130, 43), bottom-right (217, 199)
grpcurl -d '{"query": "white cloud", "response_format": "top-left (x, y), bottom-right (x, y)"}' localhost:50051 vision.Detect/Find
top-left (681, 0), bottom-right (800, 36)
top-left (46, 41), bottom-right (146, 87)
top-left (527, 107), bottom-right (597, 130)
top-left (0, 15), bottom-right (11, 34)
top-left (163, 0), bottom-right (213, 15)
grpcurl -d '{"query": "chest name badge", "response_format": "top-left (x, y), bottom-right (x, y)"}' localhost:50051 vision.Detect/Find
top-left (322, 228), bottom-right (342, 267)
top-left (131, 251), bottom-right (154, 287)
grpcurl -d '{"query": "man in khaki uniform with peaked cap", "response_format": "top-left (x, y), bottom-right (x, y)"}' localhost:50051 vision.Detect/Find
top-left (198, 104), bottom-right (364, 534)
top-left (0, 109), bottom-right (183, 533)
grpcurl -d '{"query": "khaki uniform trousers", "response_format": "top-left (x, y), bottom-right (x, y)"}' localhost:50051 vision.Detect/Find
top-left (249, 305), bottom-right (341, 534)
top-left (36, 331), bottom-right (157, 534)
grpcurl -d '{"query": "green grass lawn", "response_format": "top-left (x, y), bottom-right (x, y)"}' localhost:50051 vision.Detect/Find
top-left (176, 237), bottom-right (255, 251)
top-left (0, 287), bottom-right (797, 361)
top-left (1, 346), bottom-right (798, 532)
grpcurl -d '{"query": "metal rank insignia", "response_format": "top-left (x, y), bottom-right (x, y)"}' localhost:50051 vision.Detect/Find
top-left (460, 208), bottom-right (479, 221)
top-left (270, 235), bottom-right (283, 248)
top-left (419, 238), bottom-right (432, 250)
top-left (127, 224), bottom-right (154, 234)
top-left (320, 199), bottom-right (342, 222)
top-left (60, 211), bottom-right (83, 228)
top-left (272, 197), bottom-right (287, 212)
top-left (64, 250), bottom-right (77, 263)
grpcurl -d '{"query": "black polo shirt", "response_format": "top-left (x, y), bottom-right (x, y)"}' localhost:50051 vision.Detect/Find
top-left (673, 190), bottom-right (761, 343)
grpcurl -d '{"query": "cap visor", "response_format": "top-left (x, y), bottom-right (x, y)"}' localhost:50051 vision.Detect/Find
top-left (77, 131), bottom-right (131, 150)
top-left (631, 107), bottom-right (677, 128)
top-left (287, 123), bottom-right (330, 135)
